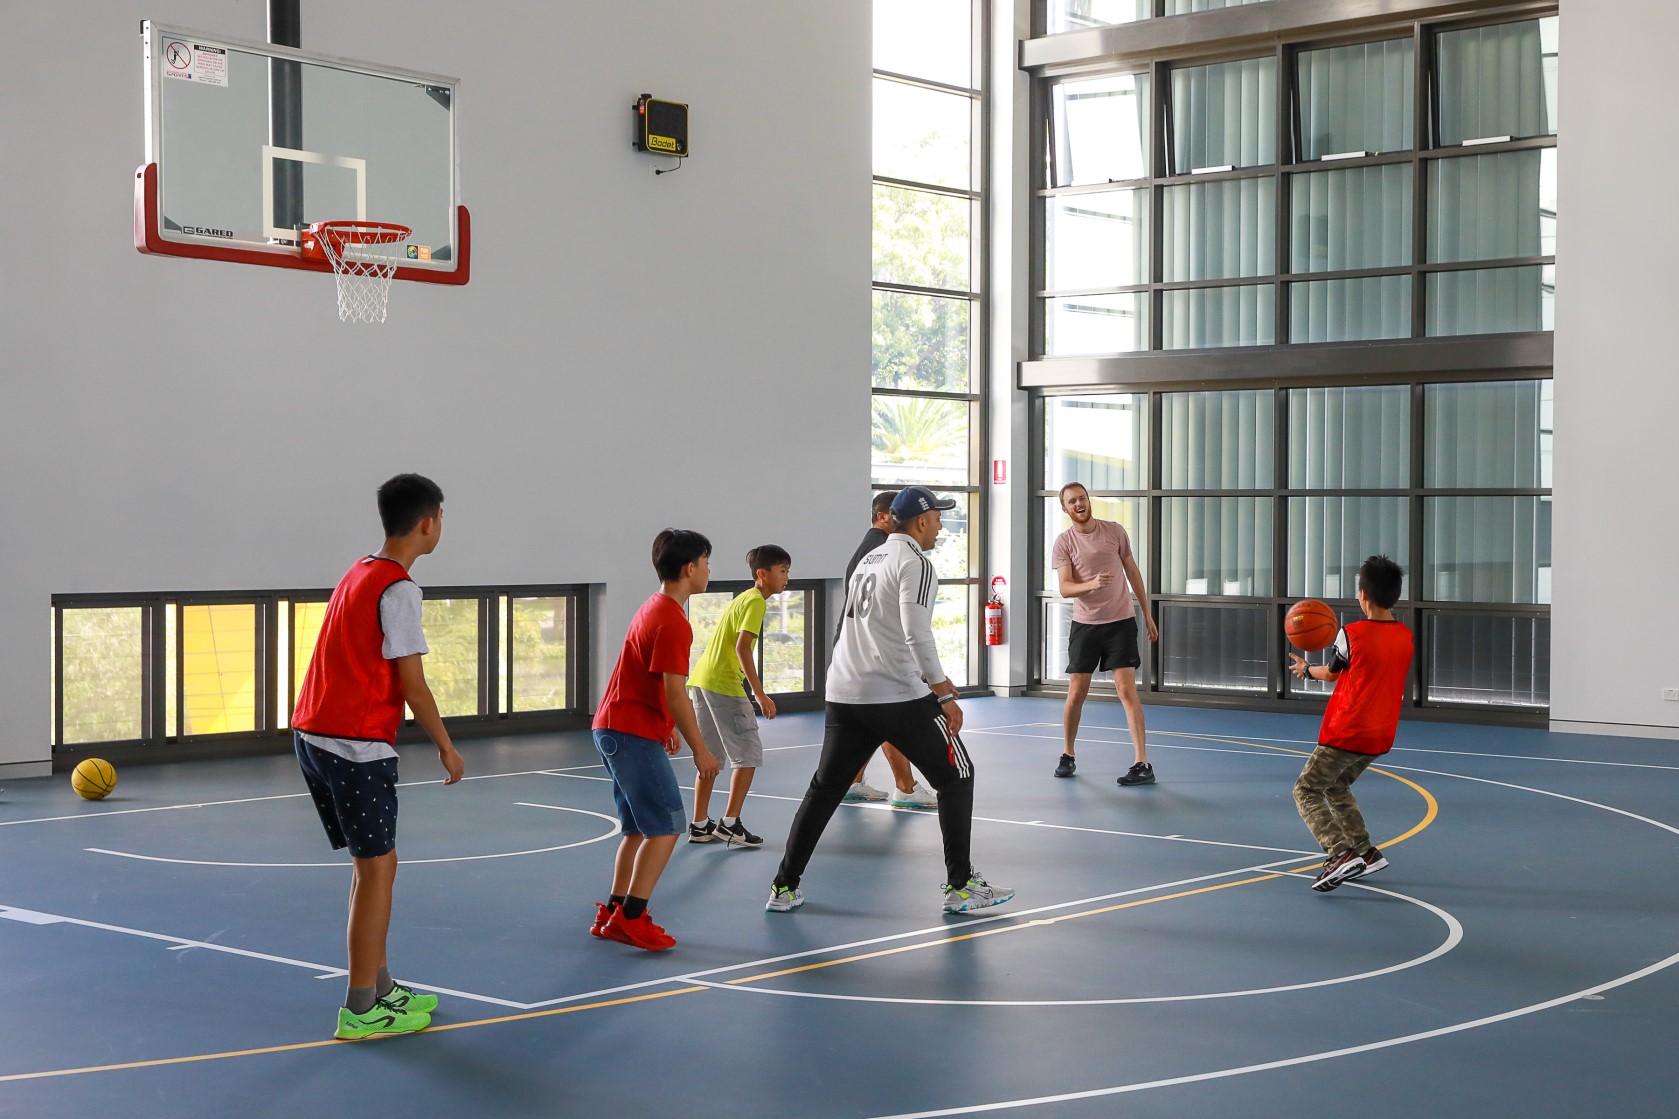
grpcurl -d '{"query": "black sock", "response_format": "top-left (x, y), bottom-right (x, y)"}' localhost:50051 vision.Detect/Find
top-left (623, 895), bottom-right (648, 920)
top-left (608, 894), bottom-right (627, 910)
top-left (345, 985), bottom-right (377, 1015)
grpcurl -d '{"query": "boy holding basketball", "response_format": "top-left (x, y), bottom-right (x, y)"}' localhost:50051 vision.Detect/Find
top-left (590, 529), bottom-right (721, 949)
top-left (1288, 555), bottom-right (1412, 893)
top-left (685, 545), bottom-right (791, 848)
top-left (292, 473), bottom-right (465, 1039)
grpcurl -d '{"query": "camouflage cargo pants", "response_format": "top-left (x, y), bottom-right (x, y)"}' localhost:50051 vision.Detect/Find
top-left (1294, 744), bottom-right (1377, 856)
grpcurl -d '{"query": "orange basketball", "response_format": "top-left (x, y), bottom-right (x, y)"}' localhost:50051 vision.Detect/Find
top-left (1285, 599), bottom-right (1339, 652)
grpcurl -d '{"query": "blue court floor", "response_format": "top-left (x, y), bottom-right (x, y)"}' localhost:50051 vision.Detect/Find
top-left (2, 698), bottom-right (1677, 1118)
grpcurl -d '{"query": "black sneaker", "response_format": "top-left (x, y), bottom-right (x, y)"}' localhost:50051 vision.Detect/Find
top-left (1311, 849), bottom-right (1367, 892)
top-left (1054, 754), bottom-right (1076, 778)
top-left (687, 819), bottom-right (718, 843)
top-left (1349, 846), bottom-right (1387, 878)
top-left (716, 819), bottom-right (763, 848)
top-left (1117, 762), bottom-right (1155, 787)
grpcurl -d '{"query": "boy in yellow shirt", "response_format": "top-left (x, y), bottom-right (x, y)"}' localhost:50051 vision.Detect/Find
top-left (686, 545), bottom-right (791, 847)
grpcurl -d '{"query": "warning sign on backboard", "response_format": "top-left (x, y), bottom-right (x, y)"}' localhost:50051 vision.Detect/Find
top-left (162, 42), bottom-right (227, 87)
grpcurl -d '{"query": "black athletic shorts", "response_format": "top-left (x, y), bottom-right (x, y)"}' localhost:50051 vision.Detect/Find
top-left (1067, 617), bottom-right (1141, 675)
top-left (295, 732), bottom-right (399, 858)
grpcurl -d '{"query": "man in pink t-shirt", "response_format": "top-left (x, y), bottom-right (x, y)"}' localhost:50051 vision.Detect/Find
top-left (1049, 482), bottom-right (1158, 786)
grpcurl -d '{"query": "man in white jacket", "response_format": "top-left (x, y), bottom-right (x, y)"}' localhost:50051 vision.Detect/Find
top-left (766, 486), bottom-right (1015, 916)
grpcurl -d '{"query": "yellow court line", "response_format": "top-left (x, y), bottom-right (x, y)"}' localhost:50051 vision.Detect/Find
top-left (0, 987), bottom-right (703, 1084)
top-left (4, 734), bottom-right (1436, 1084)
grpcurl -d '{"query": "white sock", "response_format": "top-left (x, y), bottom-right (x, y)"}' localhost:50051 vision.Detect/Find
top-left (723, 816), bottom-right (739, 827)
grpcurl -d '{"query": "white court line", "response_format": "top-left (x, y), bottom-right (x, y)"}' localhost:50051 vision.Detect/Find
top-left (694, 878), bottom-right (1462, 1007)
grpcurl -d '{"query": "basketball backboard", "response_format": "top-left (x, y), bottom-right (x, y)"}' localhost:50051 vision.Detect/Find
top-left (135, 21), bottom-right (469, 285)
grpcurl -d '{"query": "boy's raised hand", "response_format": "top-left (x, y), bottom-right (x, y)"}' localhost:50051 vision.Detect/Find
top-left (1288, 653), bottom-right (1309, 679)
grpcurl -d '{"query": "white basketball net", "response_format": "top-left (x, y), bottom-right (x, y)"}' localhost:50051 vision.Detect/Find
top-left (318, 224), bottom-right (410, 323)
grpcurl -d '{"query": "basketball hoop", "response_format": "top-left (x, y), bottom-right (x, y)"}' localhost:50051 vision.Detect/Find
top-left (301, 221), bottom-right (413, 323)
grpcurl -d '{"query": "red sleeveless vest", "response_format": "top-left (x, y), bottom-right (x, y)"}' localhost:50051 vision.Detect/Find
top-left (1320, 619), bottom-right (1413, 755)
top-left (292, 556), bottom-right (413, 744)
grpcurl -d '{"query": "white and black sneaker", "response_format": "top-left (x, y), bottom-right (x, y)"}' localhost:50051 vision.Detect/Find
top-left (1310, 849), bottom-right (1367, 892)
top-left (1348, 846), bottom-right (1387, 879)
top-left (1117, 762), bottom-right (1156, 787)
top-left (687, 819), bottom-right (719, 843)
top-left (717, 818), bottom-right (764, 848)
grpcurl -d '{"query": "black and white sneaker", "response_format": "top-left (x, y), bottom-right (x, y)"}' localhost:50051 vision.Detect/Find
top-left (1054, 754), bottom-right (1076, 778)
top-left (1311, 849), bottom-right (1367, 892)
top-left (1349, 846), bottom-right (1387, 878)
top-left (1117, 762), bottom-right (1155, 786)
top-left (687, 819), bottom-right (718, 843)
top-left (717, 818), bottom-right (764, 848)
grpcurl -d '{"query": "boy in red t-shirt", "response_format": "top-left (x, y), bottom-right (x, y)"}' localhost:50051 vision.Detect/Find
top-left (1288, 555), bottom-right (1413, 893)
top-left (589, 529), bottom-right (721, 949)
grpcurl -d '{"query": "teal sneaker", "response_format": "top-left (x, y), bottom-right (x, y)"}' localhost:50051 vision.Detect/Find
top-left (381, 981), bottom-right (438, 1014)
top-left (335, 997), bottom-right (430, 1040)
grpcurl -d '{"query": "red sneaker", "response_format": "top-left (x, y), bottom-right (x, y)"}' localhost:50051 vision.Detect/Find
top-left (603, 909), bottom-right (676, 951)
top-left (590, 902), bottom-right (619, 940)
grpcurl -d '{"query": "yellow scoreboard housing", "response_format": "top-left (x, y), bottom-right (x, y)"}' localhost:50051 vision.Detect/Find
top-left (634, 95), bottom-right (689, 157)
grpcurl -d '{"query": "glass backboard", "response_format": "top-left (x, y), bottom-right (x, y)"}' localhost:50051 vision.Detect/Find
top-left (136, 21), bottom-right (468, 284)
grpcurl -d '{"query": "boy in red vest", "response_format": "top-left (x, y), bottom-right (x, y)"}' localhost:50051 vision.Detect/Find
top-left (589, 528), bottom-right (721, 950)
top-left (292, 474), bottom-right (465, 1038)
top-left (1288, 555), bottom-right (1412, 893)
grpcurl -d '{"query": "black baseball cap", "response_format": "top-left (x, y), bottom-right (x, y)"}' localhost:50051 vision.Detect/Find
top-left (889, 486), bottom-right (958, 520)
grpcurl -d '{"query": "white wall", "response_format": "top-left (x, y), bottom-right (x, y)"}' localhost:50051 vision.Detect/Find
top-left (0, 1), bottom-right (870, 773)
top-left (1551, 2), bottom-right (1679, 738)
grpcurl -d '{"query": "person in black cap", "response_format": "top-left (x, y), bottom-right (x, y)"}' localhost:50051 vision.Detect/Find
top-left (766, 486), bottom-right (1014, 915)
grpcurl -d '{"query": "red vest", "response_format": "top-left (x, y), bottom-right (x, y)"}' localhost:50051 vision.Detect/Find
top-left (293, 556), bottom-right (413, 744)
top-left (1320, 620), bottom-right (1413, 755)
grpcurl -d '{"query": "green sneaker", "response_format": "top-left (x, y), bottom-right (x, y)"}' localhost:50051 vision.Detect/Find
top-left (381, 982), bottom-right (438, 1014)
top-left (335, 997), bottom-right (431, 1040)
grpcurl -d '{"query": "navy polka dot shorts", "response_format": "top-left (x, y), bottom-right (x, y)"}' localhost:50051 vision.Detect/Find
top-left (295, 732), bottom-right (399, 858)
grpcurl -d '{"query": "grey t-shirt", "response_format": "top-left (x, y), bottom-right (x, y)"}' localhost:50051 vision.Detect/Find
top-left (300, 580), bottom-right (428, 762)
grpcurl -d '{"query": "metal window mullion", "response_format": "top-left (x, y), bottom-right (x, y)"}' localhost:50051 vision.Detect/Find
top-left (1410, 380), bottom-right (1428, 705)
top-left (1411, 20), bottom-right (1431, 339)
top-left (1274, 42), bottom-right (1291, 345)
top-left (1271, 386), bottom-right (1290, 697)
top-left (872, 174), bottom-right (981, 202)
top-left (260, 596), bottom-right (278, 735)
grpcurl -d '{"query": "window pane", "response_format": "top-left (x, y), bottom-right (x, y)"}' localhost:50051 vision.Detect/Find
top-left (1289, 276), bottom-right (1411, 343)
top-left (1047, 0), bottom-right (1150, 33)
top-left (872, 395), bottom-right (970, 486)
top-left (1288, 385), bottom-right (1410, 488)
top-left (873, 79), bottom-right (971, 189)
top-left (874, 0), bottom-right (971, 88)
top-left (1426, 149), bottom-right (1556, 263)
top-left (1161, 388), bottom-right (1274, 488)
top-left (1287, 497), bottom-right (1409, 599)
top-left (1436, 17), bottom-right (1558, 145)
top-left (1166, 0), bottom-right (1273, 12)
top-left (1162, 176), bottom-right (1275, 281)
top-left (687, 591), bottom-right (734, 676)
top-left (292, 601), bottom-right (328, 714)
top-left (760, 590), bottom-right (809, 694)
top-left (1171, 57), bottom-right (1277, 173)
top-left (1424, 497), bottom-right (1552, 604)
top-left (1427, 613), bottom-right (1550, 707)
top-left (165, 605), bottom-right (178, 736)
top-left (874, 290), bottom-right (971, 393)
top-left (1425, 265), bottom-right (1553, 336)
top-left (1043, 496), bottom-right (1146, 590)
top-left (874, 184), bottom-right (971, 291)
top-left (1161, 497), bottom-right (1274, 595)
top-left (419, 598), bottom-right (480, 718)
top-left (1424, 380), bottom-right (1551, 487)
top-left (180, 604), bottom-right (258, 735)
top-left (1044, 189), bottom-right (1149, 290)
top-left (1296, 39), bottom-right (1414, 159)
top-left (1040, 596), bottom-right (1154, 687)
top-left (511, 597), bottom-right (568, 712)
top-left (923, 491), bottom-right (975, 580)
top-left (60, 607), bottom-right (145, 745)
top-left (1044, 293), bottom-right (1149, 355)
top-left (1162, 284), bottom-right (1276, 348)
top-left (1045, 393), bottom-right (1148, 491)
top-left (1160, 602), bottom-right (1267, 692)
top-left (935, 583), bottom-right (973, 687)
top-left (1289, 164), bottom-right (1411, 272)
top-left (1051, 73), bottom-right (1151, 187)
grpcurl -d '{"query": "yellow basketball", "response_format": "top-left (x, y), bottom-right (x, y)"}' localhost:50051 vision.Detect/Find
top-left (71, 758), bottom-right (117, 801)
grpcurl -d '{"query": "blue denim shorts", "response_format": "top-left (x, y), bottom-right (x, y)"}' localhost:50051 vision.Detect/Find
top-left (593, 729), bottom-right (687, 837)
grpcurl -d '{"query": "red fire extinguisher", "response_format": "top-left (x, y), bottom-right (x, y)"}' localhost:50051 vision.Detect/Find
top-left (985, 576), bottom-right (1006, 646)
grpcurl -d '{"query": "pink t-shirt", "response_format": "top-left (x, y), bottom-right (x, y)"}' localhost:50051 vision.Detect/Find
top-left (1051, 519), bottom-right (1136, 625)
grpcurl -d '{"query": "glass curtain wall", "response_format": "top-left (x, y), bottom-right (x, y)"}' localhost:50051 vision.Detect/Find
top-left (873, 0), bottom-right (984, 684)
top-left (1037, 12), bottom-right (1557, 351)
